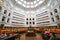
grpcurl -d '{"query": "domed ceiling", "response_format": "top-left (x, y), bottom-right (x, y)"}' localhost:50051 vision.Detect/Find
top-left (8, 0), bottom-right (52, 11)
top-left (5, 0), bottom-right (58, 11)
top-left (15, 0), bottom-right (45, 8)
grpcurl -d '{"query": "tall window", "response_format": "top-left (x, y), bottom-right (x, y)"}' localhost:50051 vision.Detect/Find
top-left (33, 18), bottom-right (34, 20)
top-left (50, 12), bottom-right (53, 15)
top-left (2, 16), bottom-right (6, 21)
top-left (56, 15), bottom-right (60, 20)
top-left (26, 22), bottom-right (28, 25)
top-left (0, 6), bottom-right (2, 11)
top-left (8, 13), bottom-right (10, 16)
top-left (54, 9), bottom-right (57, 13)
top-left (51, 18), bottom-right (54, 22)
top-left (59, 6), bottom-right (60, 9)
top-left (26, 18), bottom-right (28, 20)
top-left (1, 24), bottom-right (4, 28)
top-left (7, 18), bottom-right (10, 22)
top-left (4, 10), bottom-right (7, 14)
top-left (30, 22), bottom-right (31, 24)
top-left (30, 18), bottom-right (31, 20)
top-left (33, 22), bottom-right (35, 24)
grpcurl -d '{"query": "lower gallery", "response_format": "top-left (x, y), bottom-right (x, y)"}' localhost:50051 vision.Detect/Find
top-left (0, 0), bottom-right (60, 40)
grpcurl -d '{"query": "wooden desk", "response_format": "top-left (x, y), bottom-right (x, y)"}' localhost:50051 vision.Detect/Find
top-left (1, 34), bottom-right (20, 40)
top-left (26, 30), bottom-right (36, 37)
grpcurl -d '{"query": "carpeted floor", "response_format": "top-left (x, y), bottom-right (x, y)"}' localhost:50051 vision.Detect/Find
top-left (20, 33), bottom-right (44, 40)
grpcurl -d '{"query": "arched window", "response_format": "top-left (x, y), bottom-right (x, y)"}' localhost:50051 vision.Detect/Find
top-left (33, 18), bottom-right (34, 20)
top-left (0, 6), bottom-right (2, 11)
top-left (30, 18), bottom-right (31, 20)
top-left (26, 22), bottom-right (28, 24)
top-left (51, 18), bottom-right (54, 22)
top-left (4, 10), bottom-right (7, 14)
top-left (30, 22), bottom-right (31, 24)
top-left (7, 18), bottom-right (10, 22)
top-left (56, 15), bottom-right (59, 20)
top-left (8, 13), bottom-right (10, 16)
top-left (33, 22), bottom-right (35, 24)
top-left (26, 18), bottom-right (28, 20)
top-left (59, 6), bottom-right (60, 9)
top-left (50, 12), bottom-right (53, 15)
top-left (54, 9), bottom-right (57, 13)
top-left (2, 16), bottom-right (6, 21)
top-left (1, 24), bottom-right (4, 28)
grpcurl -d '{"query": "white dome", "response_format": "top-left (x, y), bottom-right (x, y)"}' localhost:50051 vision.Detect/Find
top-left (15, 0), bottom-right (45, 8)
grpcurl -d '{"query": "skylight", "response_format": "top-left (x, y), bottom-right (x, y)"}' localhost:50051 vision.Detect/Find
top-left (15, 0), bottom-right (45, 8)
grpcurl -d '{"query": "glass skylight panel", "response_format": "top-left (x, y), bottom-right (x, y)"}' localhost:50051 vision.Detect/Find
top-left (31, 11), bottom-right (35, 13)
top-left (27, 2), bottom-right (30, 4)
top-left (26, 11), bottom-right (30, 13)
top-left (26, 6), bottom-right (30, 8)
top-left (34, 0), bottom-right (37, 4)
top-left (38, 1), bottom-right (43, 4)
top-left (15, 0), bottom-right (17, 1)
top-left (37, 0), bottom-right (40, 1)
top-left (31, 5), bottom-right (35, 8)
top-left (15, 0), bottom-right (45, 8)
top-left (47, 3), bottom-right (50, 6)
top-left (31, 2), bottom-right (33, 5)
top-left (24, 1), bottom-right (27, 4)
top-left (35, 3), bottom-right (38, 7)
top-left (22, 4), bottom-right (26, 7)
top-left (21, 0), bottom-right (23, 1)
top-left (17, 1), bottom-right (22, 4)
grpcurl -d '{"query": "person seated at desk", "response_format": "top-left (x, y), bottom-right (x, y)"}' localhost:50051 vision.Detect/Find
top-left (44, 30), bottom-right (50, 40)
top-left (0, 32), bottom-right (7, 39)
top-left (49, 32), bottom-right (56, 40)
